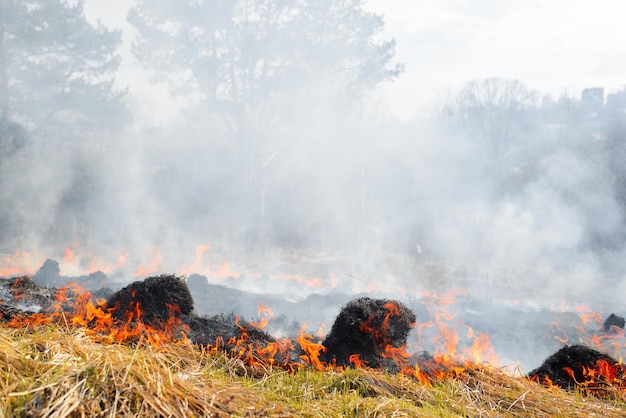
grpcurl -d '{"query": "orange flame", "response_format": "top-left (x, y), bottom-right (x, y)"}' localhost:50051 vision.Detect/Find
top-left (297, 327), bottom-right (326, 371)
top-left (250, 304), bottom-right (275, 329)
top-left (416, 290), bottom-right (499, 367)
top-left (7, 282), bottom-right (190, 347)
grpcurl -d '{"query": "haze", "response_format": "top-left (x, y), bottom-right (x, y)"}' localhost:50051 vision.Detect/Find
top-left (1, 0), bottom-right (625, 317)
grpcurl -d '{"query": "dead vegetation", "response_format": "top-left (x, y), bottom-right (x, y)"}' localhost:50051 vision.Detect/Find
top-left (1, 324), bottom-right (625, 417)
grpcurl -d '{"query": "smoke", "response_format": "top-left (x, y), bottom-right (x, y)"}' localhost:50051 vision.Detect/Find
top-left (4, 86), bottom-right (626, 305)
top-left (2, 0), bottom-right (626, 374)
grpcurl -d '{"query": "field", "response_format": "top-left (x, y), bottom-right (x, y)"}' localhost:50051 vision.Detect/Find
top-left (2, 325), bottom-right (626, 417)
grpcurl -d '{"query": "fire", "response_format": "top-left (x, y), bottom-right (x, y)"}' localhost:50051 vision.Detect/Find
top-left (531, 354), bottom-right (626, 395)
top-left (6, 271), bottom-right (623, 398)
top-left (208, 260), bottom-right (240, 279)
top-left (360, 301), bottom-right (413, 350)
top-left (349, 354), bottom-right (367, 368)
top-left (2, 243), bottom-right (340, 298)
top-left (0, 271), bottom-right (553, 396)
top-left (12, 248), bottom-right (626, 395)
top-left (527, 307), bottom-right (626, 394)
top-left (316, 323), bottom-right (327, 339)
top-left (550, 308), bottom-right (626, 361)
top-left (275, 274), bottom-right (325, 287)
top-left (6, 282), bottom-right (189, 348)
top-left (180, 244), bottom-right (212, 275)
top-left (250, 304), bottom-right (274, 329)
top-left (415, 290), bottom-right (499, 367)
top-left (296, 326), bottom-right (326, 371)
top-left (580, 312), bottom-right (603, 326)
top-left (63, 247), bottom-right (75, 264)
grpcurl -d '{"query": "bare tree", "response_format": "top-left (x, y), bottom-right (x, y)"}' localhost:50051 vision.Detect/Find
top-left (442, 78), bottom-right (537, 161)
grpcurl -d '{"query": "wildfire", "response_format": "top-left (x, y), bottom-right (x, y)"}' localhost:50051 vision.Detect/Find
top-left (4, 248), bottom-right (626, 396)
top-left (249, 304), bottom-right (274, 329)
top-left (0, 274), bottom-right (504, 387)
top-left (415, 290), bottom-right (499, 367)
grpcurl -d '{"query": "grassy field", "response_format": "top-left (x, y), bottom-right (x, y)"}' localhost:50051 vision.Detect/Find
top-left (1, 325), bottom-right (625, 417)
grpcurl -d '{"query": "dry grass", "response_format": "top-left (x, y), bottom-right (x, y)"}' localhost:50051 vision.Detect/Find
top-left (1, 325), bottom-right (626, 417)
top-left (0, 325), bottom-right (291, 417)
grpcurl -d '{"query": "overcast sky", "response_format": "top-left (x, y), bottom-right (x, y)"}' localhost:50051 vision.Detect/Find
top-left (367, 0), bottom-right (626, 118)
top-left (84, 0), bottom-right (626, 121)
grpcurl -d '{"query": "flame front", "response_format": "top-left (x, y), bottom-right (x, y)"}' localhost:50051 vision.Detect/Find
top-left (2, 281), bottom-right (506, 385)
top-left (7, 283), bottom-right (189, 347)
top-left (7, 250), bottom-right (626, 394)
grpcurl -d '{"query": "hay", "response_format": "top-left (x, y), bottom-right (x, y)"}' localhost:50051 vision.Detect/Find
top-left (0, 325), bottom-right (293, 417)
top-left (1, 325), bottom-right (626, 417)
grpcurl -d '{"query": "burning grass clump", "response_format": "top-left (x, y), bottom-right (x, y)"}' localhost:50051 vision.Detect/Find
top-left (319, 297), bottom-right (416, 372)
top-left (105, 274), bottom-right (194, 326)
top-left (528, 344), bottom-right (626, 396)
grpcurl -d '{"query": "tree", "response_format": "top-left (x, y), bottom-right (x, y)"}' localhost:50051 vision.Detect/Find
top-left (0, 0), bottom-right (127, 143)
top-left (128, 0), bottom-right (402, 244)
top-left (0, 0), bottom-right (129, 248)
top-left (442, 78), bottom-right (537, 161)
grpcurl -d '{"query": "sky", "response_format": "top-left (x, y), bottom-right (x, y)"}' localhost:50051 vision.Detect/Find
top-left (83, 0), bottom-right (626, 121)
top-left (365, 0), bottom-right (626, 118)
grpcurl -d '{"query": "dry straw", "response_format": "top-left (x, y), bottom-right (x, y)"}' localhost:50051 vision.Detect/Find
top-left (1, 324), bottom-right (626, 417)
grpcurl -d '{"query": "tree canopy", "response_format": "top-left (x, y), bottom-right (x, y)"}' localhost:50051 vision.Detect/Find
top-left (127, 0), bottom-right (403, 245)
top-left (0, 0), bottom-right (130, 248)
top-left (128, 0), bottom-right (402, 126)
top-left (0, 0), bottom-right (128, 143)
